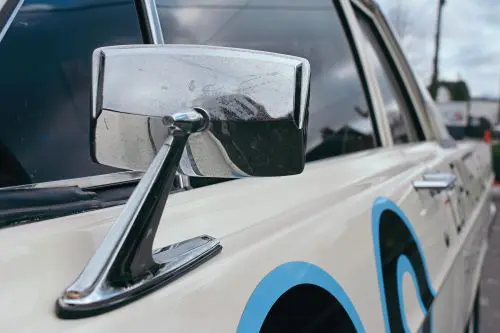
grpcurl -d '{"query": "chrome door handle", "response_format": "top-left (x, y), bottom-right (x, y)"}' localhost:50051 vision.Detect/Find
top-left (413, 172), bottom-right (457, 191)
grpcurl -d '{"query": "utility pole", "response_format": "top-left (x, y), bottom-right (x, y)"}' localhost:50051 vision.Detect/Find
top-left (497, 74), bottom-right (500, 124)
top-left (430, 0), bottom-right (446, 99)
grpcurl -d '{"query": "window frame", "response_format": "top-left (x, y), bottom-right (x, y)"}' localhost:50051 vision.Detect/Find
top-left (332, 0), bottom-right (386, 149)
top-left (347, 0), bottom-right (438, 147)
top-left (355, 12), bottom-right (420, 144)
top-left (6, 0), bottom-right (428, 194)
top-left (334, 0), bottom-right (383, 148)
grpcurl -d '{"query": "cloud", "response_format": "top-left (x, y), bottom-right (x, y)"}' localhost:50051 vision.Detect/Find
top-left (377, 0), bottom-right (500, 98)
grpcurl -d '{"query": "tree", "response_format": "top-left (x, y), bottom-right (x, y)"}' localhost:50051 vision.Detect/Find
top-left (428, 80), bottom-right (471, 102)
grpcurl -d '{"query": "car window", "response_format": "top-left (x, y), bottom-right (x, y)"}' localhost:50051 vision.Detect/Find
top-left (155, 0), bottom-right (377, 163)
top-left (0, 0), bottom-right (143, 188)
top-left (356, 15), bottom-right (418, 145)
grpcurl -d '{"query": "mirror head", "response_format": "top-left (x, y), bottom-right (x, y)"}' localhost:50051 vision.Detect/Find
top-left (91, 44), bottom-right (310, 178)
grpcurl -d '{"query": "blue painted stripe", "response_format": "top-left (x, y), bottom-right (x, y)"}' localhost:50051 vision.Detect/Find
top-left (372, 197), bottom-right (437, 333)
top-left (236, 261), bottom-right (365, 333)
top-left (396, 255), bottom-right (430, 333)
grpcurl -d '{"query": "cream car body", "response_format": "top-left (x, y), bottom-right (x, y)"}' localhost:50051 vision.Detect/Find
top-left (0, 0), bottom-right (495, 332)
top-left (1, 141), bottom-right (494, 332)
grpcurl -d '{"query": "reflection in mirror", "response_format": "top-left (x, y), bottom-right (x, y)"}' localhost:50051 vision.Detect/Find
top-left (155, 0), bottom-right (377, 167)
top-left (92, 44), bottom-right (310, 178)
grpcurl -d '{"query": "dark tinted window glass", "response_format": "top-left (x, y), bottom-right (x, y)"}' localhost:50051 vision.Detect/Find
top-left (0, 0), bottom-right (143, 187)
top-left (156, 0), bottom-right (376, 163)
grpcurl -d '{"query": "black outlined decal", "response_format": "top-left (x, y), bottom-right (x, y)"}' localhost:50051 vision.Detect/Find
top-left (237, 261), bottom-right (365, 333)
top-left (372, 197), bottom-right (437, 333)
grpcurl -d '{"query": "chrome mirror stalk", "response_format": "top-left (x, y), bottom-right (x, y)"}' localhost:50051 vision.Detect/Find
top-left (56, 110), bottom-right (220, 318)
top-left (56, 44), bottom-right (310, 319)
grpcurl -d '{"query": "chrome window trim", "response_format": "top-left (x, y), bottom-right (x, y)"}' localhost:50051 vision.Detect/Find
top-left (0, 0), bottom-right (23, 42)
top-left (340, 0), bottom-right (393, 147)
top-left (0, 170), bottom-right (143, 192)
top-left (372, 8), bottom-right (436, 141)
top-left (353, 6), bottom-right (421, 144)
top-left (141, 0), bottom-right (164, 44)
top-left (350, 0), bottom-right (437, 143)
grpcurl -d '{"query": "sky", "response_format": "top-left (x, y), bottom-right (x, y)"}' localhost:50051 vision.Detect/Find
top-left (377, 0), bottom-right (500, 99)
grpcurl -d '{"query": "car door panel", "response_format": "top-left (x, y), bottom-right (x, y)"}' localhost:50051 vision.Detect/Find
top-left (453, 141), bottom-right (495, 322)
top-left (393, 140), bottom-right (495, 333)
top-left (0, 143), bottom-right (463, 332)
top-left (0, 0), bottom-right (496, 332)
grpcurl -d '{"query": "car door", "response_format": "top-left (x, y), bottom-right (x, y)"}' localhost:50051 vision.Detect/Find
top-left (0, 0), bottom-right (440, 331)
top-left (347, 1), bottom-right (470, 331)
top-left (0, 1), bottom-right (496, 332)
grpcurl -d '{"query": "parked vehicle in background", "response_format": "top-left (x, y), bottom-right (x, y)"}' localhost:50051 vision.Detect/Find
top-left (469, 99), bottom-right (500, 127)
top-left (437, 99), bottom-right (500, 141)
top-left (438, 101), bottom-right (468, 140)
top-left (0, 0), bottom-right (495, 332)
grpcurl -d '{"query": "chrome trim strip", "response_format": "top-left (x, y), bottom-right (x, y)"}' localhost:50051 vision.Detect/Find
top-left (340, 0), bottom-right (388, 147)
top-left (142, 0), bottom-right (164, 44)
top-left (0, 0), bottom-right (24, 42)
top-left (0, 171), bottom-right (143, 192)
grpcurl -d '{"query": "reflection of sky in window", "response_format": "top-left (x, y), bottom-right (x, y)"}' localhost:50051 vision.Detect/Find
top-left (157, 0), bottom-right (372, 149)
top-left (377, 0), bottom-right (500, 98)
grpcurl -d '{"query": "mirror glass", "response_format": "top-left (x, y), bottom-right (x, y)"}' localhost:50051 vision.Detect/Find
top-left (92, 45), bottom-right (310, 177)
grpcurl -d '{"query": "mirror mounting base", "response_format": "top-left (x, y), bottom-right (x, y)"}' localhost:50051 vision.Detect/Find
top-left (56, 109), bottom-right (221, 319)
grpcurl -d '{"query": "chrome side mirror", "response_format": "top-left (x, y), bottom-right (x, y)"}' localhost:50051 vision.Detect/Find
top-left (91, 44), bottom-right (309, 177)
top-left (57, 45), bottom-right (310, 318)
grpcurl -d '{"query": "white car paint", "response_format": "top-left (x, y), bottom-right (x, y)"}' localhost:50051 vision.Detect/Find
top-left (0, 0), bottom-right (495, 332)
top-left (0, 139), bottom-right (494, 332)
